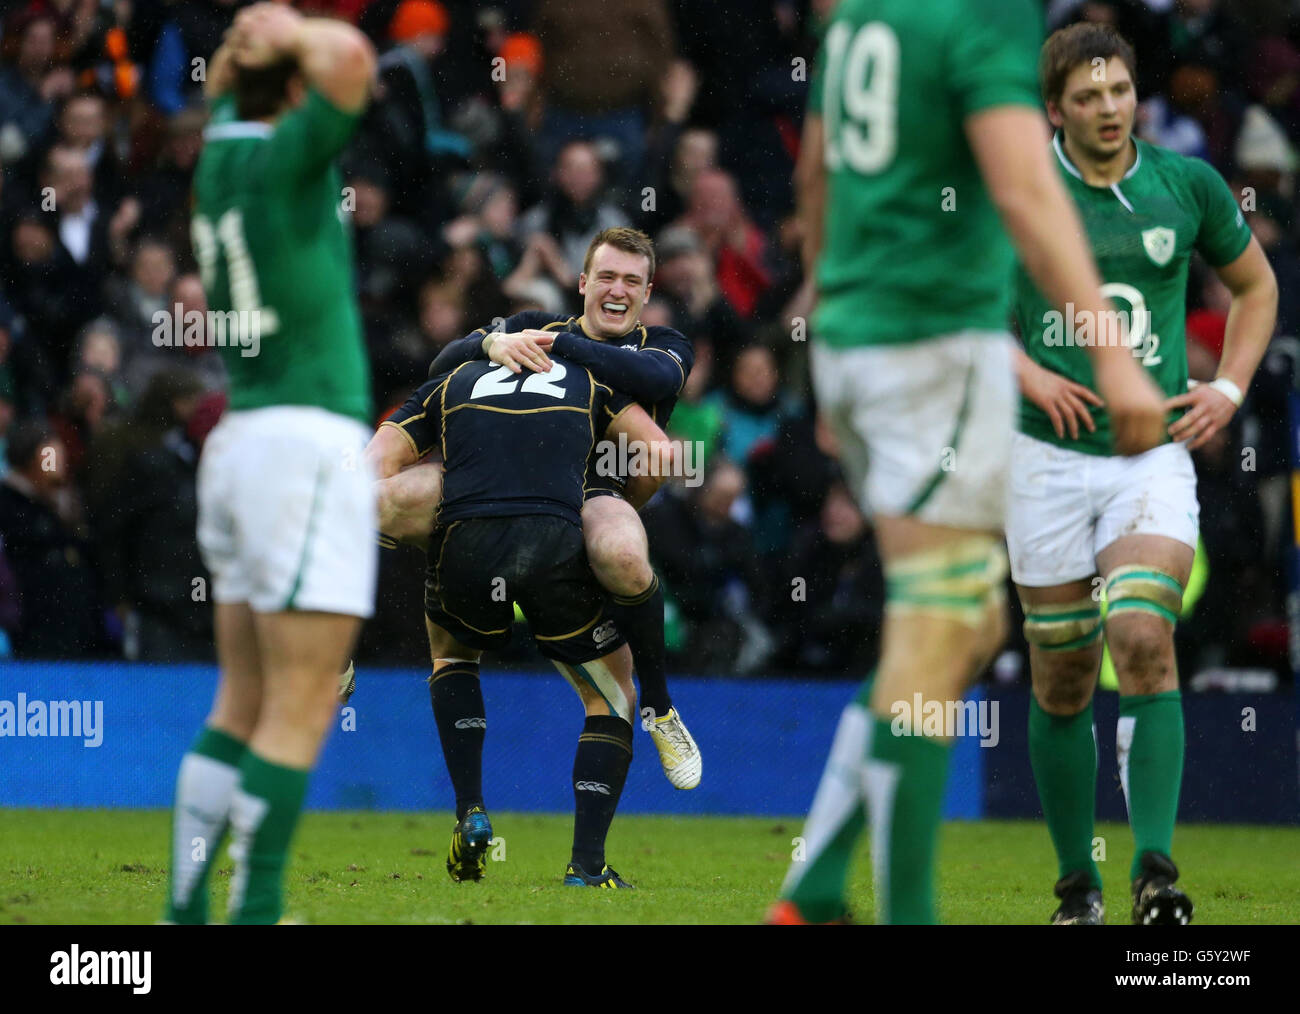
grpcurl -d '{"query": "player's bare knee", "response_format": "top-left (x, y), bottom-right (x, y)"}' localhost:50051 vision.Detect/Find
top-left (587, 533), bottom-right (651, 597)
top-left (1022, 591), bottom-right (1103, 712)
top-left (1106, 615), bottom-right (1175, 693)
top-left (1033, 649), bottom-right (1100, 714)
top-left (1102, 562), bottom-right (1182, 692)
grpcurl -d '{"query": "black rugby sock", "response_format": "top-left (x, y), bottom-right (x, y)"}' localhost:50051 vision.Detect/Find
top-left (429, 662), bottom-right (486, 820)
top-left (570, 714), bottom-right (633, 872)
top-left (610, 575), bottom-right (672, 719)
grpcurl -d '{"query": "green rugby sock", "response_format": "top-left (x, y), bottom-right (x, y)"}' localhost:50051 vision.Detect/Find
top-left (781, 676), bottom-right (874, 922)
top-left (864, 715), bottom-right (951, 924)
top-left (1029, 696), bottom-right (1101, 890)
top-left (227, 752), bottom-right (310, 925)
top-left (1118, 691), bottom-right (1184, 879)
top-left (166, 726), bottom-right (247, 924)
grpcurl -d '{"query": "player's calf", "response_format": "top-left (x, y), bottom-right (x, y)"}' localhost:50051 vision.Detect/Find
top-left (863, 531), bottom-right (1009, 923)
top-left (227, 610), bottom-right (360, 925)
top-left (1021, 592), bottom-right (1106, 915)
top-left (1097, 561), bottom-right (1190, 894)
top-left (872, 535), bottom-right (1011, 713)
top-left (582, 495), bottom-right (700, 785)
top-left (552, 649), bottom-right (637, 885)
top-left (970, 596), bottom-right (1010, 678)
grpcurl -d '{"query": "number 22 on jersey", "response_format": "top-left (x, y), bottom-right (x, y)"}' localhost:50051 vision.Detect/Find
top-left (470, 362), bottom-right (569, 400)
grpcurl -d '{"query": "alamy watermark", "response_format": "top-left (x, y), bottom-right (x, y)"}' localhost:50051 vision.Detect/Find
top-left (0, 693), bottom-right (103, 747)
top-left (593, 433), bottom-right (704, 487)
top-left (890, 693), bottom-right (999, 748)
top-left (151, 304), bottom-right (263, 358)
top-left (1040, 303), bottom-right (1146, 349)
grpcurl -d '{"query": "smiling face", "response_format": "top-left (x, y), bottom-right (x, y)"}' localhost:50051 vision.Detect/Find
top-left (1048, 56), bottom-right (1137, 165)
top-left (579, 242), bottom-right (652, 339)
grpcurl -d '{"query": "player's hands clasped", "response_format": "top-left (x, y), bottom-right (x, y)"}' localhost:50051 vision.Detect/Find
top-left (1092, 356), bottom-right (1167, 456)
top-left (228, 3), bottom-right (303, 67)
top-left (1163, 383), bottom-right (1238, 451)
top-left (485, 329), bottom-right (555, 374)
top-left (1019, 360), bottom-right (1104, 440)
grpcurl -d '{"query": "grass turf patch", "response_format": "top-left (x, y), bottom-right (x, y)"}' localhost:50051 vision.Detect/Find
top-left (2, 810), bottom-right (1297, 924)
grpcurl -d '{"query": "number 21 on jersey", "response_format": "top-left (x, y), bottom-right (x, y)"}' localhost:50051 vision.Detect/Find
top-left (191, 209), bottom-right (280, 334)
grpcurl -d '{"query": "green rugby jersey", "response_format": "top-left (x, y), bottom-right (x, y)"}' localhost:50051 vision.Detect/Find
top-left (1014, 134), bottom-right (1252, 455)
top-left (809, 0), bottom-right (1042, 347)
top-left (192, 90), bottom-right (370, 424)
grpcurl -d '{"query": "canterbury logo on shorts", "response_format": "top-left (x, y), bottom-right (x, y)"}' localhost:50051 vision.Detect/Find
top-left (593, 621), bottom-right (618, 648)
top-left (454, 718), bottom-right (487, 730)
top-left (575, 781), bottom-right (610, 794)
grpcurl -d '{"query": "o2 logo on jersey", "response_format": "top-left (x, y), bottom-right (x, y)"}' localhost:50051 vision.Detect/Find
top-left (1101, 282), bottom-right (1161, 367)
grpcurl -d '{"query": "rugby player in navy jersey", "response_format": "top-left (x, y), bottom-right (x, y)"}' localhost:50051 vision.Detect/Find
top-left (378, 344), bottom-right (673, 887)
top-left (364, 226), bottom-right (703, 790)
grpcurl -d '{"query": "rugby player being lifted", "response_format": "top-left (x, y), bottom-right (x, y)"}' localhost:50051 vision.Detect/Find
top-left (362, 226), bottom-right (702, 790)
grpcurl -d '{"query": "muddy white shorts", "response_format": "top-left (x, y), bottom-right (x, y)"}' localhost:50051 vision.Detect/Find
top-left (1006, 431), bottom-right (1199, 587)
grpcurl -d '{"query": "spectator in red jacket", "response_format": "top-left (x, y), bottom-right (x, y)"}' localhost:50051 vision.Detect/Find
top-left (673, 168), bottom-right (772, 319)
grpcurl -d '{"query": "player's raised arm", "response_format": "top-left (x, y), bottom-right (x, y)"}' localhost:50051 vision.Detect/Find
top-left (206, 39), bottom-right (238, 100)
top-left (293, 18), bottom-right (375, 113)
top-left (232, 4), bottom-right (376, 114)
top-left (965, 104), bottom-right (1165, 454)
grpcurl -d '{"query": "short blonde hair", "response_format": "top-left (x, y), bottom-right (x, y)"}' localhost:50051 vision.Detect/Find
top-left (582, 226), bottom-right (656, 279)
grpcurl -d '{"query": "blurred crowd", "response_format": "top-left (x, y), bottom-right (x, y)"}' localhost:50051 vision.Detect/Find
top-left (0, 0), bottom-right (1296, 686)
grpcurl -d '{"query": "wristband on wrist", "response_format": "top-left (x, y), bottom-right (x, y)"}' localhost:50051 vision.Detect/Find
top-left (481, 332), bottom-right (498, 356)
top-left (1209, 376), bottom-right (1244, 408)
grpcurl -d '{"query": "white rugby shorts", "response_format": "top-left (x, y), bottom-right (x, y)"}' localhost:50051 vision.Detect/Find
top-left (810, 332), bottom-right (1015, 531)
top-left (197, 405), bottom-right (378, 616)
top-left (1006, 431), bottom-right (1199, 587)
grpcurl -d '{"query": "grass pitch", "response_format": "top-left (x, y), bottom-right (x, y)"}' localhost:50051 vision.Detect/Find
top-left (2, 810), bottom-right (1297, 924)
